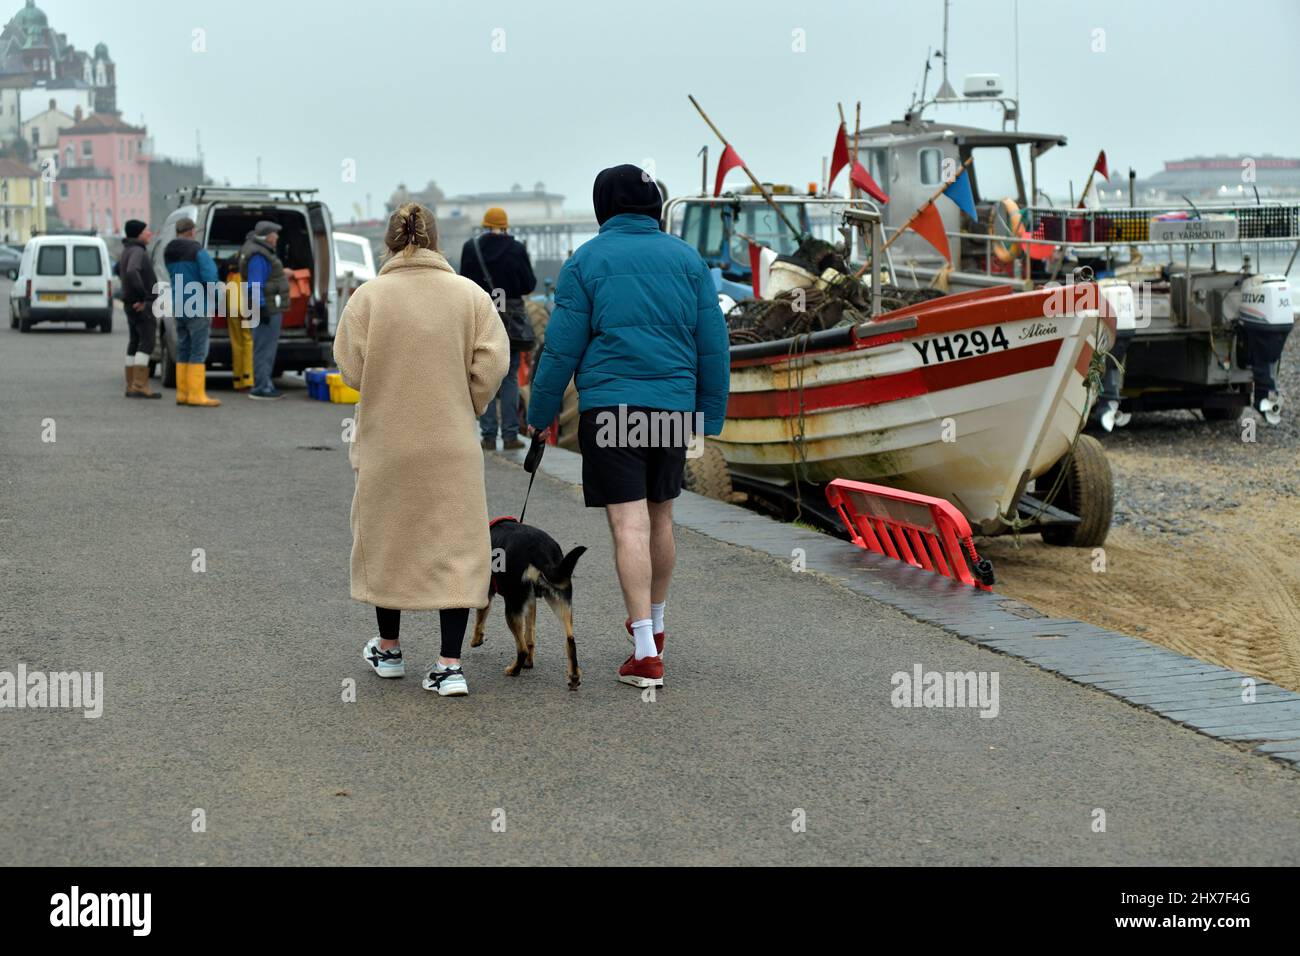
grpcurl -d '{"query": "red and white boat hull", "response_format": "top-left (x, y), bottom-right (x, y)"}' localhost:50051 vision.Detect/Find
top-left (717, 285), bottom-right (1115, 532)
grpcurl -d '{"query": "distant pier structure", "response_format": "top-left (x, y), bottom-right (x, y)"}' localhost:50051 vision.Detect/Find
top-left (339, 181), bottom-right (598, 285)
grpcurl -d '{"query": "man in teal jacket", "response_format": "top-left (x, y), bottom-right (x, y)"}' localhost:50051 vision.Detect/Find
top-left (526, 164), bottom-right (730, 690)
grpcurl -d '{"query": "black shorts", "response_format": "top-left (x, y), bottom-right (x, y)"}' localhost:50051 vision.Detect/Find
top-left (578, 406), bottom-right (690, 508)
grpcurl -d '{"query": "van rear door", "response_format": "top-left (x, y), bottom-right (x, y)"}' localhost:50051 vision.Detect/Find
top-left (32, 242), bottom-right (74, 306)
top-left (308, 201), bottom-right (338, 336)
top-left (69, 243), bottom-right (110, 310)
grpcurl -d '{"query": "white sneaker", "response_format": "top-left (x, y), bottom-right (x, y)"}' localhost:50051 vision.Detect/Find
top-left (363, 636), bottom-right (405, 678)
top-left (422, 663), bottom-right (469, 697)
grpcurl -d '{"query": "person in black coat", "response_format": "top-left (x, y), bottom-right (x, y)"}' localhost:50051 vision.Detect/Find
top-left (119, 219), bottom-right (161, 399)
top-left (458, 207), bottom-right (537, 449)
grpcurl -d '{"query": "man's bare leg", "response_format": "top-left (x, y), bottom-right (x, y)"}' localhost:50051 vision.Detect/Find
top-left (606, 500), bottom-right (652, 624)
top-left (647, 499), bottom-right (676, 606)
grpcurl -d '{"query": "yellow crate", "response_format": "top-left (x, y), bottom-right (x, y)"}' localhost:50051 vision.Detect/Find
top-left (326, 372), bottom-right (360, 404)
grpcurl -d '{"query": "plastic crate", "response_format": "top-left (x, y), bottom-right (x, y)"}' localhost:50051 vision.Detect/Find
top-left (304, 368), bottom-right (332, 401)
top-left (326, 372), bottom-right (360, 404)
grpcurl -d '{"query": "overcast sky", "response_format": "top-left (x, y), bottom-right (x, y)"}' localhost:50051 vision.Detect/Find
top-left (41, 0), bottom-right (1300, 220)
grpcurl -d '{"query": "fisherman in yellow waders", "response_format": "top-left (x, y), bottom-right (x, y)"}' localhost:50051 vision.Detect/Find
top-left (225, 262), bottom-right (254, 390)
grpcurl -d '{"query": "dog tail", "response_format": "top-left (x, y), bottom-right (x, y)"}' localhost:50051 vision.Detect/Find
top-left (545, 546), bottom-right (587, 586)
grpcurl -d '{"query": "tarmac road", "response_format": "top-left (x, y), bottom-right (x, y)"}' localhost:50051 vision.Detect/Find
top-left (1, 304), bottom-right (1298, 866)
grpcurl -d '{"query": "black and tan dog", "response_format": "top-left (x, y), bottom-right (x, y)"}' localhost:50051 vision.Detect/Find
top-left (473, 517), bottom-right (586, 689)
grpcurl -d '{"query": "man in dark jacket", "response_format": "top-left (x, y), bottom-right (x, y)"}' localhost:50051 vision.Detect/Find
top-left (118, 219), bottom-right (160, 399)
top-left (525, 165), bottom-right (730, 690)
top-left (459, 206), bottom-right (536, 449)
top-left (238, 221), bottom-right (291, 400)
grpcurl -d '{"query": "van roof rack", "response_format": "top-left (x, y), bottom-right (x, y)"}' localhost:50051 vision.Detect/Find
top-left (171, 186), bottom-right (320, 205)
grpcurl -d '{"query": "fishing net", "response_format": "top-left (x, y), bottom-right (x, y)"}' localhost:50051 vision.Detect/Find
top-left (726, 239), bottom-right (948, 346)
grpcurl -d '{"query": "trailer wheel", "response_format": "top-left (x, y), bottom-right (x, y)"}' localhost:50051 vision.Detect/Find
top-left (1040, 434), bottom-right (1113, 548)
top-left (683, 440), bottom-right (733, 502)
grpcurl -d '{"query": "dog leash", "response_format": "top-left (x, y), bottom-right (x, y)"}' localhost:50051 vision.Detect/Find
top-left (518, 431), bottom-right (546, 524)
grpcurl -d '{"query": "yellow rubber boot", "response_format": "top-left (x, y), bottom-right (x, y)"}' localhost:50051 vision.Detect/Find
top-left (188, 363), bottom-right (220, 407)
top-left (175, 363), bottom-right (191, 405)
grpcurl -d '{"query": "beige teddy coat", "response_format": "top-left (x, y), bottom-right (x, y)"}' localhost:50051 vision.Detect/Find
top-left (334, 249), bottom-right (509, 610)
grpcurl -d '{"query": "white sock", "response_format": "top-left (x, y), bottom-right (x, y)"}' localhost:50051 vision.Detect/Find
top-left (631, 619), bottom-right (656, 660)
top-left (650, 602), bottom-right (665, 635)
top-left (133, 351), bottom-right (150, 366)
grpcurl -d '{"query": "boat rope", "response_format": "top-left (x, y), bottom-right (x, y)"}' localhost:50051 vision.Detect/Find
top-left (785, 331), bottom-right (813, 522)
top-left (997, 311), bottom-right (1116, 548)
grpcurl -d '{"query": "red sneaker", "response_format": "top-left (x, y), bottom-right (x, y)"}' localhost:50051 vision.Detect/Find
top-left (624, 617), bottom-right (666, 657)
top-left (618, 653), bottom-right (664, 688)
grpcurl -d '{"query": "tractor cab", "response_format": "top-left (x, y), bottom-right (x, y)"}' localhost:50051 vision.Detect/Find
top-left (671, 184), bottom-right (818, 284)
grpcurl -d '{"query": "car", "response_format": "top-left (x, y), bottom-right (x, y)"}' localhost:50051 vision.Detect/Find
top-left (334, 231), bottom-right (376, 283)
top-left (149, 186), bottom-right (339, 387)
top-left (0, 245), bottom-right (21, 275)
top-left (9, 235), bottom-right (114, 333)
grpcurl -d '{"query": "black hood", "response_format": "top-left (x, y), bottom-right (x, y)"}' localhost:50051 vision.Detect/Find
top-left (163, 237), bottom-right (200, 265)
top-left (592, 164), bottom-right (663, 226)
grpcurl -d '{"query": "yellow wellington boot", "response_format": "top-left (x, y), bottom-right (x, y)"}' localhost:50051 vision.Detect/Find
top-left (175, 362), bottom-right (191, 405)
top-left (187, 362), bottom-right (221, 407)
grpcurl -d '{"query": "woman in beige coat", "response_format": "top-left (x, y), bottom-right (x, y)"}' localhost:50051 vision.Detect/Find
top-left (334, 203), bottom-right (510, 697)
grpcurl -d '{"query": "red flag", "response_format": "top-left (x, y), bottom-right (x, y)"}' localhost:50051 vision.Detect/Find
top-left (1093, 150), bottom-right (1109, 181)
top-left (828, 123), bottom-right (851, 189)
top-left (850, 161), bottom-right (889, 204)
top-left (908, 201), bottom-right (950, 263)
top-left (749, 241), bottom-right (764, 298)
top-left (713, 144), bottom-right (745, 197)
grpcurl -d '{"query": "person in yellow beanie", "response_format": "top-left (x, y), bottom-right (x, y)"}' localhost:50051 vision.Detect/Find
top-left (459, 207), bottom-right (537, 450)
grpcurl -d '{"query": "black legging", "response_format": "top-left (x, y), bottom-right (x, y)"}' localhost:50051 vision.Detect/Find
top-left (376, 607), bottom-right (469, 659)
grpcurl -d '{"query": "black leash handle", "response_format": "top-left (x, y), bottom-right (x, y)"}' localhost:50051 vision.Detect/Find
top-left (518, 431), bottom-right (546, 524)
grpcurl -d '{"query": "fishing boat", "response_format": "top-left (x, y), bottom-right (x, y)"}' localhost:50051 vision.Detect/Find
top-left (716, 279), bottom-right (1117, 542)
top-left (658, 193), bottom-right (1118, 545)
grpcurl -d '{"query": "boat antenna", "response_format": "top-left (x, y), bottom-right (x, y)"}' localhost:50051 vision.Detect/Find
top-left (1182, 195), bottom-right (1202, 219)
top-left (916, 46), bottom-right (932, 109)
top-left (936, 0), bottom-right (956, 99)
top-left (1014, 0), bottom-right (1021, 111)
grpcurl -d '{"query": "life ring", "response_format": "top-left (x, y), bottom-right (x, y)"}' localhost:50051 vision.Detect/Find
top-left (989, 198), bottom-right (1022, 263)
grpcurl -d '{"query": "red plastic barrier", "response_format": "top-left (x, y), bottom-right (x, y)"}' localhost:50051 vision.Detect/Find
top-left (825, 479), bottom-right (994, 591)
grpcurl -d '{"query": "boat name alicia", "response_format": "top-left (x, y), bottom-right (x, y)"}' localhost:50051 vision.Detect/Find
top-left (1018, 321), bottom-right (1058, 340)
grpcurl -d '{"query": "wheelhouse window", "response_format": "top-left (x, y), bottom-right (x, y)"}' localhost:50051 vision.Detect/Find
top-left (919, 148), bottom-right (943, 187)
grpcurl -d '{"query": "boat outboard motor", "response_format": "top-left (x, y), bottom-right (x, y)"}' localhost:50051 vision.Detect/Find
top-left (1234, 274), bottom-right (1293, 425)
top-left (1093, 280), bottom-right (1136, 432)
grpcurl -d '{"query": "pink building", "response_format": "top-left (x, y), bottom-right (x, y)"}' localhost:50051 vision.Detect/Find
top-left (54, 110), bottom-right (150, 234)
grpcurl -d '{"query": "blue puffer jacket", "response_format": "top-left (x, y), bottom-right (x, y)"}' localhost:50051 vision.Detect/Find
top-left (525, 214), bottom-right (730, 434)
top-left (163, 238), bottom-right (219, 317)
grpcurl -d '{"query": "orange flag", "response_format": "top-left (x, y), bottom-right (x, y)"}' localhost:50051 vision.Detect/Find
top-left (909, 201), bottom-right (951, 263)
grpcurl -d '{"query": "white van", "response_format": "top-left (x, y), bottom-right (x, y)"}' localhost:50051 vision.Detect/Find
top-left (9, 235), bottom-right (115, 333)
top-left (334, 231), bottom-right (376, 283)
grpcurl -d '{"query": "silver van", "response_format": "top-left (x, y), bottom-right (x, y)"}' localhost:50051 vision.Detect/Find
top-left (149, 186), bottom-right (338, 387)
